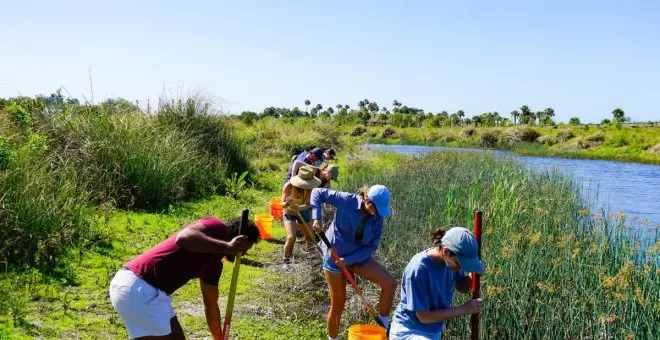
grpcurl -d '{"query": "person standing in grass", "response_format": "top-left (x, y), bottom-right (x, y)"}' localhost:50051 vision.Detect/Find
top-left (310, 185), bottom-right (397, 340)
top-left (281, 165), bottom-right (322, 267)
top-left (108, 216), bottom-right (260, 340)
top-left (389, 227), bottom-right (485, 340)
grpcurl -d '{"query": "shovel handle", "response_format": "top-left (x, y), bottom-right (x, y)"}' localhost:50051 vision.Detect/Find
top-left (222, 209), bottom-right (249, 339)
top-left (471, 210), bottom-right (482, 340)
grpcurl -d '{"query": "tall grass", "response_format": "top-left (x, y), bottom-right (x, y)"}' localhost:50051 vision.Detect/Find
top-left (333, 151), bottom-right (658, 339)
top-left (0, 142), bottom-right (91, 267)
top-left (0, 96), bottom-right (252, 267)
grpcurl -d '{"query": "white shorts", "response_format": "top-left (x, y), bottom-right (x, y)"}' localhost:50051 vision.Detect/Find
top-left (389, 321), bottom-right (442, 340)
top-left (109, 268), bottom-right (176, 339)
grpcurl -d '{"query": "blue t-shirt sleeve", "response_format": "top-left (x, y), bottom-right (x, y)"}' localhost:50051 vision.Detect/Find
top-left (310, 188), bottom-right (354, 220)
top-left (403, 264), bottom-right (431, 311)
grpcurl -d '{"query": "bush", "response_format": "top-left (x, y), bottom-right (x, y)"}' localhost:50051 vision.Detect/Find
top-left (350, 125), bottom-right (367, 136)
top-left (157, 98), bottom-right (250, 177)
top-left (461, 128), bottom-right (476, 139)
top-left (381, 127), bottom-right (396, 138)
top-left (555, 130), bottom-right (575, 143)
top-left (0, 148), bottom-right (92, 267)
top-left (480, 130), bottom-right (500, 147)
top-left (585, 133), bottom-right (605, 143)
top-left (504, 127), bottom-right (540, 145)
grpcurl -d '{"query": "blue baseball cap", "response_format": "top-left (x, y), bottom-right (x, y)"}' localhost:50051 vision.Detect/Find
top-left (310, 148), bottom-right (324, 160)
top-left (441, 227), bottom-right (484, 273)
top-left (367, 185), bottom-right (391, 217)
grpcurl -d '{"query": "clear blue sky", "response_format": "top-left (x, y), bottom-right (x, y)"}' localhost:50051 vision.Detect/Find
top-left (1, 0), bottom-right (659, 123)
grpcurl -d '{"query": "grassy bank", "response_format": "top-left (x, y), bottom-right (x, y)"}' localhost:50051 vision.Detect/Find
top-left (338, 124), bottom-right (660, 165)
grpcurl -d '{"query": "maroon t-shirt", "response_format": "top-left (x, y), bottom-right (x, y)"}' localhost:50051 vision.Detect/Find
top-left (125, 217), bottom-right (228, 295)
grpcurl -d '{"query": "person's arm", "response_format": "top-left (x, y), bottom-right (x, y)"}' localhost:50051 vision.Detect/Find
top-left (310, 188), bottom-right (353, 231)
top-left (200, 280), bottom-right (223, 340)
top-left (416, 298), bottom-right (483, 324)
top-left (281, 182), bottom-right (292, 206)
top-left (176, 223), bottom-right (248, 254)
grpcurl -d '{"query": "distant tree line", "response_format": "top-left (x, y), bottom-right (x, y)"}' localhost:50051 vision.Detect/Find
top-left (240, 98), bottom-right (640, 128)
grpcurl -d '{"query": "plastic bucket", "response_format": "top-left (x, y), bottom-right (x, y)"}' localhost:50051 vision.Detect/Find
top-left (347, 324), bottom-right (387, 340)
top-left (255, 213), bottom-right (274, 240)
top-left (269, 196), bottom-right (283, 220)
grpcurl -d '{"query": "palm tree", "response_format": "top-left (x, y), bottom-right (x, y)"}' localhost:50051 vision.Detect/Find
top-left (336, 104), bottom-right (342, 112)
top-left (457, 110), bottom-right (465, 126)
top-left (315, 104), bottom-right (323, 112)
top-left (511, 110), bottom-right (520, 125)
top-left (304, 99), bottom-right (310, 113)
top-left (520, 105), bottom-right (531, 124)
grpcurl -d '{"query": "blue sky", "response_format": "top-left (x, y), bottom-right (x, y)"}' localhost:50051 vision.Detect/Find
top-left (1, 0), bottom-right (659, 123)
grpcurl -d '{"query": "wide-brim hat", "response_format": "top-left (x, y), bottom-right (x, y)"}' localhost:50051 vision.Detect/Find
top-left (326, 164), bottom-right (339, 180)
top-left (291, 165), bottom-right (322, 189)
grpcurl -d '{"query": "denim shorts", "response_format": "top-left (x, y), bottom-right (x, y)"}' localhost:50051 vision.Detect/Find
top-left (283, 210), bottom-right (311, 223)
top-left (322, 255), bottom-right (372, 273)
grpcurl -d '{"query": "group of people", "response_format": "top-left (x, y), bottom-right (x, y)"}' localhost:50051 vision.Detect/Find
top-left (107, 146), bottom-right (485, 340)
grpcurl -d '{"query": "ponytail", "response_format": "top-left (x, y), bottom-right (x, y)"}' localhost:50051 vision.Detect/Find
top-left (356, 185), bottom-right (370, 199)
top-left (431, 228), bottom-right (446, 247)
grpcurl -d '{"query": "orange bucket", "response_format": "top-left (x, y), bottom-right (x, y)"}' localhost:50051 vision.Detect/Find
top-left (347, 324), bottom-right (387, 339)
top-left (255, 213), bottom-right (274, 240)
top-left (269, 196), bottom-right (283, 220)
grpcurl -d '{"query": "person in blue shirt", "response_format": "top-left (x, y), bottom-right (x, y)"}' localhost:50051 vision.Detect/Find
top-left (310, 185), bottom-right (397, 340)
top-left (389, 227), bottom-right (485, 340)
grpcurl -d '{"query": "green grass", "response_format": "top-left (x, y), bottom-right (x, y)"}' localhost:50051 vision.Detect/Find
top-left (0, 188), bottom-right (330, 339)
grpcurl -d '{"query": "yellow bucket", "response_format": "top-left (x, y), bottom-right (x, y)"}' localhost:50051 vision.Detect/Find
top-left (348, 324), bottom-right (387, 340)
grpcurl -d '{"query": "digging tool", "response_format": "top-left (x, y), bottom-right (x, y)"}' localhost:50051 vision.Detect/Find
top-left (284, 201), bottom-right (323, 256)
top-left (471, 210), bottom-right (483, 340)
top-left (222, 209), bottom-right (248, 340)
top-left (296, 215), bottom-right (386, 329)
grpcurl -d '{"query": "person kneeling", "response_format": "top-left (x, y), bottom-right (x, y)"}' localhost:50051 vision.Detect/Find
top-left (109, 216), bottom-right (259, 340)
top-left (389, 227), bottom-right (485, 340)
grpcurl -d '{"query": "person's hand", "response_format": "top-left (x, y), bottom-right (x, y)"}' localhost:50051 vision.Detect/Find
top-left (462, 298), bottom-right (484, 314)
top-left (335, 258), bottom-right (346, 269)
top-left (312, 219), bottom-right (323, 232)
top-left (227, 235), bottom-right (249, 254)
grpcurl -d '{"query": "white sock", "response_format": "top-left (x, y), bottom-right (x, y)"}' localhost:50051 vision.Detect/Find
top-left (328, 337), bottom-right (337, 340)
top-left (379, 315), bottom-right (390, 329)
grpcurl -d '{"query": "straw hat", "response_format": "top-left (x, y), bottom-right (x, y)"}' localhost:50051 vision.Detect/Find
top-left (290, 166), bottom-right (322, 189)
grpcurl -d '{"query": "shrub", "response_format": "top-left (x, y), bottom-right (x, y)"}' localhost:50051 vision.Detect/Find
top-left (555, 130), bottom-right (575, 143)
top-left (480, 130), bottom-right (500, 147)
top-left (381, 127), bottom-right (396, 138)
top-left (461, 128), bottom-right (476, 139)
top-left (350, 125), bottom-right (367, 136)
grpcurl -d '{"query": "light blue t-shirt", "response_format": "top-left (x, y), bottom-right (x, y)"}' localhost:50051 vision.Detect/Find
top-left (392, 250), bottom-right (466, 338)
top-left (310, 188), bottom-right (383, 266)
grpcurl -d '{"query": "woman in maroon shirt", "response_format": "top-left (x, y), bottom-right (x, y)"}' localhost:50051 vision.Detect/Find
top-left (109, 216), bottom-right (260, 339)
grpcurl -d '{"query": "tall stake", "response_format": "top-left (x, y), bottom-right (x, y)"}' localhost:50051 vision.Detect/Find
top-left (223, 209), bottom-right (248, 339)
top-left (471, 210), bottom-right (482, 340)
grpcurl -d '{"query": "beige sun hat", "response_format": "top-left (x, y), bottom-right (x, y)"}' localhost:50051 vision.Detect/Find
top-left (290, 165), bottom-right (322, 189)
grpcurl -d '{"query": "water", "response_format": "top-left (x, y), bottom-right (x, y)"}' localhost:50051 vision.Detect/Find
top-left (364, 144), bottom-right (660, 230)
